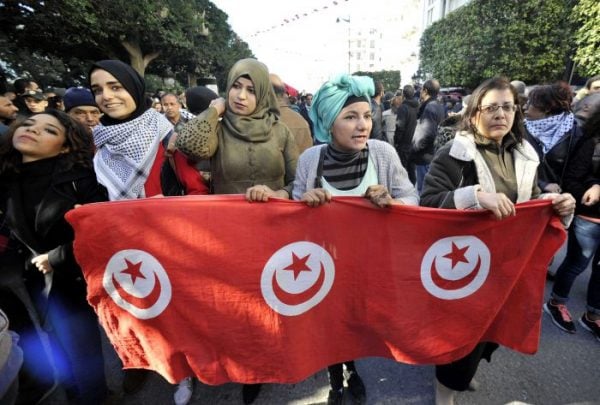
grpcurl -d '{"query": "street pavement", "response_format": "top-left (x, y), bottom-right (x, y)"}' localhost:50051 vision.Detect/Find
top-left (48, 242), bottom-right (600, 405)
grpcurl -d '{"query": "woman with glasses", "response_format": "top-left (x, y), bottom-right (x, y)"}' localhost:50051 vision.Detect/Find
top-left (420, 77), bottom-right (575, 405)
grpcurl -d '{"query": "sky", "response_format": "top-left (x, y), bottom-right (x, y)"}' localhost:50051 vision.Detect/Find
top-left (210, 0), bottom-right (367, 93)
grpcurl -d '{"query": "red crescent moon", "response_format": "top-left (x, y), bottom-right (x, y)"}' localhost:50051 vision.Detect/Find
top-left (272, 262), bottom-right (326, 306)
top-left (431, 255), bottom-right (481, 290)
top-left (112, 272), bottom-right (162, 310)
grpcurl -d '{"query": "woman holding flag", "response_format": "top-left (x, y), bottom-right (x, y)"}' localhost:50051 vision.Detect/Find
top-left (176, 58), bottom-right (298, 203)
top-left (419, 76), bottom-right (575, 405)
top-left (0, 110), bottom-right (108, 404)
top-left (292, 74), bottom-right (418, 404)
top-left (176, 58), bottom-right (298, 403)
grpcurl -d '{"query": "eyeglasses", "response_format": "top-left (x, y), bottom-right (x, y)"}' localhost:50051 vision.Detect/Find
top-left (478, 104), bottom-right (517, 114)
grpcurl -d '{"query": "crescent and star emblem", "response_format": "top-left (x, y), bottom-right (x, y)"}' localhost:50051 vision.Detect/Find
top-left (103, 249), bottom-right (172, 319)
top-left (261, 241), bottom-right (335, 316)
top-left (420, 236), bottom-right (490, 300)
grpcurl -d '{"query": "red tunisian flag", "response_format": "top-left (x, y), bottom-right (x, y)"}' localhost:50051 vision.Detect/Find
top-left (66, 196), bottom-right (565, 385)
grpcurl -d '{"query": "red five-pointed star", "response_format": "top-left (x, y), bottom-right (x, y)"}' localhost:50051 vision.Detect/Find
top-left (284, 253), bottom-right (312, 280)
top-left (120, 259), bottom-right (146, 284)
top-left (443, 242), bottom-right (470, 269)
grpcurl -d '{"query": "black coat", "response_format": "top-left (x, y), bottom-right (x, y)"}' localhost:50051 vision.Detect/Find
top-left (394, 99), bottom-right (419, 151)
top-left (1, 157), bottom-right (107, 305)
top-left (526, 123), bottom-right (583, 190)
top-left (563, 135), bottom-right (600, 218)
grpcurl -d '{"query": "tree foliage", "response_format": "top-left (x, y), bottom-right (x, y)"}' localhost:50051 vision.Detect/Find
top-left (571, 0), bottom-right (600, 76)
top-left (418, 0), bottom-right (575, 88)
top-left (0, 0), bottom-right (253, 88)
top-left (353, 70), bottom-right (401, 92)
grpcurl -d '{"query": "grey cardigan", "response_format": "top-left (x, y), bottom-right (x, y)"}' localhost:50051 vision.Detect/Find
top-left (293, 139), bottom-right (419, 205)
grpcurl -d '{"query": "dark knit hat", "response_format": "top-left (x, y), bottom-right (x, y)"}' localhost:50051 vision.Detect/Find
top-left (64, 87), bottom-right (97, 111)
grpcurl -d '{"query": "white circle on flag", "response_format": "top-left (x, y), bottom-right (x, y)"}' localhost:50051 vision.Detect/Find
top-left (103, 249), bottom-right (172, 319)
top-left (261, 241), bottom-right (335, 316)
top-left (420, 236), bottom-right (490, 300)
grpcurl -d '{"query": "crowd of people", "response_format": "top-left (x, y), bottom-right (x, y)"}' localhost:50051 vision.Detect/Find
top-left (0, 60), bottom-right (599, 405)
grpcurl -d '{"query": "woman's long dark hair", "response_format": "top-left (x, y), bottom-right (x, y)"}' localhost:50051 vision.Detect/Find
top-left (0, 109), bottom-right (94, 176)
top-left (459, 76), bottom-right (525, 143)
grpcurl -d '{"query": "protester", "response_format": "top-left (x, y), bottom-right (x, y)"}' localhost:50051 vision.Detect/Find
top-left (0, 196), bottom-right (56, 403)
top-left (89, 59), bottom-right (207, 401)
top-left (412, 79), bottom-right (446, 194)
top-left (574, 93), bottom-right (600, 127)
top-left (0, 110), bottom-right (109, 404)
top-left (0, 309), bottom-right (23, 405)
top-left (152, 98), bottom-right (162, 113)
top-left (12, 79), bottom-right (39, 116)
top-left (510, 79), bottom-right (528, 107)
top-left (177, 58), bottom-right (298, 200)
top-left (394, 84), bottom-right (419, 184)
top-left (161, 93), bottom-right (190, 133)
top-left (420, 76), bottom-right (575, 405)
top-left (545, 103), bottom-right (600, 339)
top-left (369, 81), bottom-right (385, 141)
top-left (525, 82), bottom-right (583, 194)
top-left (270, 73), bottom-right (313, 154)
top-left (21, 90), bottom-right (48, 116)
top-left (176, 58), bottom-right (297, 403)
top-left (184, 86), bottom-right (218, 116)
top-left (293, 73), bottom-right (418, 405)
top-left (574, 74), bottom-right (600, 102)
top-left (0, 96), bottom-right (19, 135)
top-left (298, 93), bottom-right (314, 137)
top-left (63, 87), bottom-right (102, 134)
top-left (382, 91), bottom-right (401, 144)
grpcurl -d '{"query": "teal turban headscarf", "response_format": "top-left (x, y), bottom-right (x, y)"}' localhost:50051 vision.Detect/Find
top-left (309, 74), bottom-right (375, 143)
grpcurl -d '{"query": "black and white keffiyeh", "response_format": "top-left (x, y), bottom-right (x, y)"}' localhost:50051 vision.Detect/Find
top-left (525, 112), bottom-right (574, 153)
top-left (93, 109), bottom-right (173, 200)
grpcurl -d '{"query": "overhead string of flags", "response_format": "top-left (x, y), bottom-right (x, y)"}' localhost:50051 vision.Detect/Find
top-left (249, 0), bottom-right (350, 38)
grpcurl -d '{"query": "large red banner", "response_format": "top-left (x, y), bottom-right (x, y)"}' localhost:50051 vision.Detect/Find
top-left (66, 196), bottom-right (565, 385)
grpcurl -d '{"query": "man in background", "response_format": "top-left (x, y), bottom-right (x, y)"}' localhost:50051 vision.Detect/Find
top-left (270, 74), bottom-right (313, 154)
top-left (0, 95), bottom-right (18, 135)
top-left (64, 87), bottom-right (101, 134)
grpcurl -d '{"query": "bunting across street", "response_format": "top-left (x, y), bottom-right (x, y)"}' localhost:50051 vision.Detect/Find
top-left (66, 196), bottom-right (565, 385)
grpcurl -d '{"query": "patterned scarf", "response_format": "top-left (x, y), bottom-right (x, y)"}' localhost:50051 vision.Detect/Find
top-left (525, 112), bottom-right (574, 153)
top-left (93, 109), bottom-right (173, 200)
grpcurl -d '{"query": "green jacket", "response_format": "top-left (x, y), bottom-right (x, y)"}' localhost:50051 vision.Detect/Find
top-left (176, 107), bottom-right (298, 195)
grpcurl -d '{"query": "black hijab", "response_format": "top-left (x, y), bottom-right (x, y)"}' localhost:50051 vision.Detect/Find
top-left (88, 60), bottom-right (148, 126)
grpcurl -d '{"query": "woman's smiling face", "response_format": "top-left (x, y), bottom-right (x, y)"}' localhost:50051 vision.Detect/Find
top-left (90, 69), bottom-right (137, 120)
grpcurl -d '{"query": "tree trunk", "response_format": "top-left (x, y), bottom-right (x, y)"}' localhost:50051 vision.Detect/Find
top-left (121, 40), bottom-right (160, 77)
top-left (187, 72), bottom-right (198, 87)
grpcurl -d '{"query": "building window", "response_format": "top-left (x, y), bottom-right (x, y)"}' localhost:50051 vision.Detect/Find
top-left (370, 40), bottom-right (375, 48)
top-left (427, 8), bottom-right (433, 25)
top-left (369, 53), bottom-right (375, 61)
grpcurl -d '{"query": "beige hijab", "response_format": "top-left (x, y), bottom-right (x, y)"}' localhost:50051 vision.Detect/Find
top-left (222, 58), bottom-right (280, 142)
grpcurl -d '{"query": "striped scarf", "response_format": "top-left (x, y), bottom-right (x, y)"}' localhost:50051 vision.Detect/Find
top-left (322, 145), bottom-right (369, 190)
